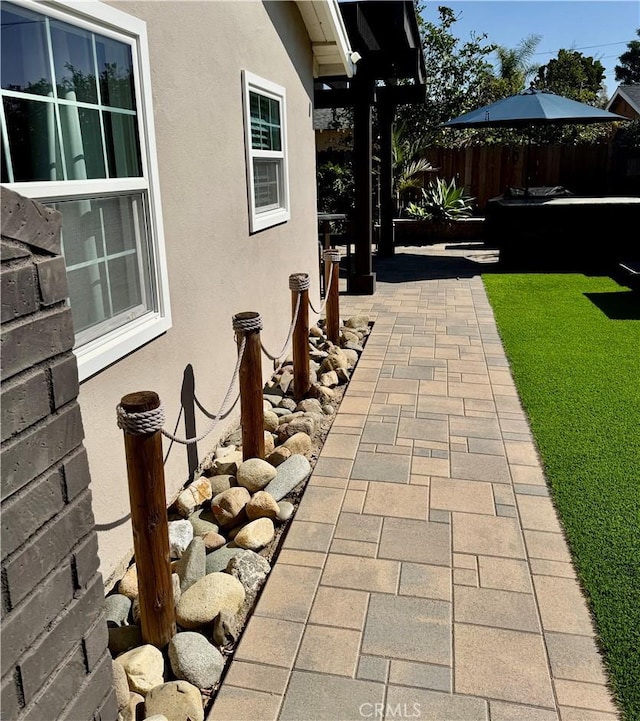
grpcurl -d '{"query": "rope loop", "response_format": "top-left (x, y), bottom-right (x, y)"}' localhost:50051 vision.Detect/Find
top-left (309, 260), bottom-right (335, 315)
top-left (261, 292), bottom-right (301, 361)
top-left (117, 404), bottom-right (166, 435)
top-left (233, 312), bottom-right (263, 334)
top-left (289, 273), bottom-right (310, 292)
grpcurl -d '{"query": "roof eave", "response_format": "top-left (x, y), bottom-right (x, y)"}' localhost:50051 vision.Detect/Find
top-left (296, 0), bottom-right (355, 78)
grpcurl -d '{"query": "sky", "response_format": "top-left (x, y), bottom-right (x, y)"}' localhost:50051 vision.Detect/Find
top-left (419, 1), bottom-right (640, 99)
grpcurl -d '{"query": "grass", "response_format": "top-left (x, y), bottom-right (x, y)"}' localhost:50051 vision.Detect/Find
top-left (482, 272), bottom-right (640, 721)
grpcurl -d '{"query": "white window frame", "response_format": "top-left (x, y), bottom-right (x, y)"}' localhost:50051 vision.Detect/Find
top-left (242, 70), bottom-right (290, 233)
top-left (1, 0), bottom-right (171, 382)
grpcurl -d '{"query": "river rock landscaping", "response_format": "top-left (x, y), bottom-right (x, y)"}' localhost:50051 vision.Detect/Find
top-left (106, 316), bottom-right (371, 721)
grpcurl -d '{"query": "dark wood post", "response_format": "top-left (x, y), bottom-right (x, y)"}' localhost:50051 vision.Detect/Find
top-left (324, 249), bottom-right (341, 344)
top-left (119, 391), bottom-right (176, 648)
top-left (290, 274), bottom-right (310, 402)
top-left (233, 312), bottom-right (265, 460)
top-left (350, 69), bottom-right (376, 295)
top-left (378, 97), bottom-right (395, 258)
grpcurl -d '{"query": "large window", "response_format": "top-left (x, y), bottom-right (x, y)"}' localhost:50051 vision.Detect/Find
top-left (1, 0), bottom-right (171, 380)
top-left (242, 70), bottom-right (289, 233)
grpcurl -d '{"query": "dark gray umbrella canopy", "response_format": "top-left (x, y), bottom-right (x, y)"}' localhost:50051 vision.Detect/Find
top-left (442, 87), bottom-right (627, 128)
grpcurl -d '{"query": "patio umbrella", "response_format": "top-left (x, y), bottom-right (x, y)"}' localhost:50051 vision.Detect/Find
top-left (442, 86), bottom-right (627, 192)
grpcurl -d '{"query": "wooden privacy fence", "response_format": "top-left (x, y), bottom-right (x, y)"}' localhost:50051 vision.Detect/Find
top-left (115, 252), bottom-right (341, 648)
top-left (422, 143), bottom-right (637, 212)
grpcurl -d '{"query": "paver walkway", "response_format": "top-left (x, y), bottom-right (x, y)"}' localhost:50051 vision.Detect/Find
top-left (208, 244), bottom-right (619, 721)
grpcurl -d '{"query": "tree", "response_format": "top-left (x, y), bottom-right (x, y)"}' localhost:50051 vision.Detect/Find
top-left (396, 4), bottom-right (498, 146)
top-left (534, 49), bottom-right (606, 105)
top-left (493, 34), bottom-right (542, 95)
top-left (615, 28), bottom-right (640, 84)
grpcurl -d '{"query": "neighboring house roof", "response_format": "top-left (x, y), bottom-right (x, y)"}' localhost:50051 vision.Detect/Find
top-left (296, 0), bottom-right (355, 78)
top-left (606, 85), bottom-right (640, 117)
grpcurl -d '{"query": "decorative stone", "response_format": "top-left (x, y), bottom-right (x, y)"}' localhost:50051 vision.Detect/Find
top-left (343, 342), bottom-right (363, 356)
top-left (205, 544), bottom-right (247, 574)
top-left (234, 518), bottom-right (275, 551)
top-left (280, 416), bottom-right (315, 439)
top-left (188, 512), bottom-right (219, 543)
top-left (175, 536), bottom-right (206, 592)
top-left (246, 491), bottom-right (279, 520)
top-left (201, 531), bottom-right (226, 552)
top-left (340, 328), bottom-right (360, 344)
top-left (108, 626), bottom-right (142, 657)
top-left (116, 644), bottom-right (164, 695)
top-left (263, 393), bottom-right (284, 407)
top-left (168, 632), bottom-right (225, 689)
top-left (282, 432), bottom-right (311, 455)
top-left (263, 410), bottom-right (279, 432)
top-left (236, 458), bottom-right (277, 493)
top-left (211, 486), bottom-right (250, 527)
top-left (145, 716), bottom-right (169, 721)
top-left (227, 550), bottom-right (271, 602)
top-left (316, 386), bottom-right (335, 403)
top-left (104, 594), bottom-right (132, 627)
top-left (168, 519), bottom-right (194, 559)
top-left (271, 407), bottom-right (292, 418)
top-left (144, 681), bottom-right (204, 721)
top-left (278, 397), bottom-right (297, 411)
top-left (207, 474), bottom-right (235, 497)
top-left (176, 572), bottom-right (245, 630)
top-left (264, 454), bottom-right (312, 501)
top-left (310, 325), bottom-right (323, 338)
top-left (295, 398), bottom-right (323, 414)
top-left (265, 446), bottom-right (292, 467)
top-left (320, 347), bottom-right (349, 372)
top-left (320, 371), bottom-right (339, 387)
top-left (119, 692), bottom-right (144, 721)
top-left (112, 659), bottom-right (130, 712)
top-left (264, 431), bottom-right (276, 455)
top-left (213, 609), bottom-right (242, 648)
top-left (175, 477), bottom-right (213, 517)
top-left (118, 564), bottom-right (138, 600)
top-left (215, 444), bottom-right (236, 459)
top-left (212, 450), bottom-right (243, 476)
top-left (276, 501), bottom-right (295, 522)
top-left (279, 370), bottom-right (294, 394)
top-left (336, 367), bottom-right (351, 384)
top-left (345, 315), bottom-right (369, 329)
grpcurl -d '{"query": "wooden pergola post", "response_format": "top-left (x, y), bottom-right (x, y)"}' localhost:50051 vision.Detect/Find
top-left (119, 391), bottom-right (176, 648)
top-left (233, 312), bottom-right (265, 460)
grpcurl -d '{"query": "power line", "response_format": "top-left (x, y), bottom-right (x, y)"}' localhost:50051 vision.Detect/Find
top-left (533, 40), bottom-right (633, 56)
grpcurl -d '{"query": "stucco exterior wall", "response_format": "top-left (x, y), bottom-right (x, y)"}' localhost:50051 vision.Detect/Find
top-left (81, 0), bottom-right (320, 586)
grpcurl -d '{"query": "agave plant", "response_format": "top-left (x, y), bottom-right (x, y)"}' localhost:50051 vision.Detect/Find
top-left (418, 178), bottom-right (475, 223)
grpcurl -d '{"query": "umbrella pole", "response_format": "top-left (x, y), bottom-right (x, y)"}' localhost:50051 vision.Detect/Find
top-left (524, 125), bottom-right (532, 196)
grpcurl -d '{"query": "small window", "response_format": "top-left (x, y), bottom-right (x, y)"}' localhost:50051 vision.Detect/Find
top-left (1, 0), bottom-right (171, 381)
top-left (242, 70), bottom-right (289, 233)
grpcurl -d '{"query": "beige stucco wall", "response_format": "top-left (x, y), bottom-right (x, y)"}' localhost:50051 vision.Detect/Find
top-left (80, 0), bottom-right (321, 587)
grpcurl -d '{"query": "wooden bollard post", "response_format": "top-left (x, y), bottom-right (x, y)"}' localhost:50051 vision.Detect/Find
top-left (118, 391), bottom-right (176, 648)
top-left (290, 273), bottom-right (310, 402)
top-left (324, 249), bottom-right (341, 344)
top-left (233, 312), bottom-right (265, 460)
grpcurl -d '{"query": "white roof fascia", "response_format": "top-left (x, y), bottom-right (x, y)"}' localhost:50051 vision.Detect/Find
top-left (296, 0), bottom-right (355, 78)
top-left (606, 86), bottom-right (640, 114)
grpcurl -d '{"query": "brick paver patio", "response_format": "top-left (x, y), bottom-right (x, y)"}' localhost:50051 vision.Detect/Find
top-left (208, 244), bottom-right (619, 721)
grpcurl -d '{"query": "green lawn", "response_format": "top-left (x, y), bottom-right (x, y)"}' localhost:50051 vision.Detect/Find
top-left (483, 272), bottom-right (640, 721)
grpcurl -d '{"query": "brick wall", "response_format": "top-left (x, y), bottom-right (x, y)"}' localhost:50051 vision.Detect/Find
top-left (1, 187), bottom-right (116, 721)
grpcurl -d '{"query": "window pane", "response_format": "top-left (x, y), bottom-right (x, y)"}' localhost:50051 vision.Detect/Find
top-left (253, 158), bottom-right (281, 211)
top-left (59, 105), bottom-right (105, 179)
top-left (249, 90), bottom-right (281, 151)
top-left (55, 193), bottom-right (154, 342)
top-left (1, 4), bottom-right (52, 96)
top-left (50, 19), bottom-right (97, 104)
top-left (108, 253), bottom-right (142, 314)
top-left (96, 36), bottom-right (135, 110)
top-left (3, 97), bottom-right (63, 181)
top-left (104, 111), bottom-right (142, 177)
top-left (66, 261), bottom-right (110, 333)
